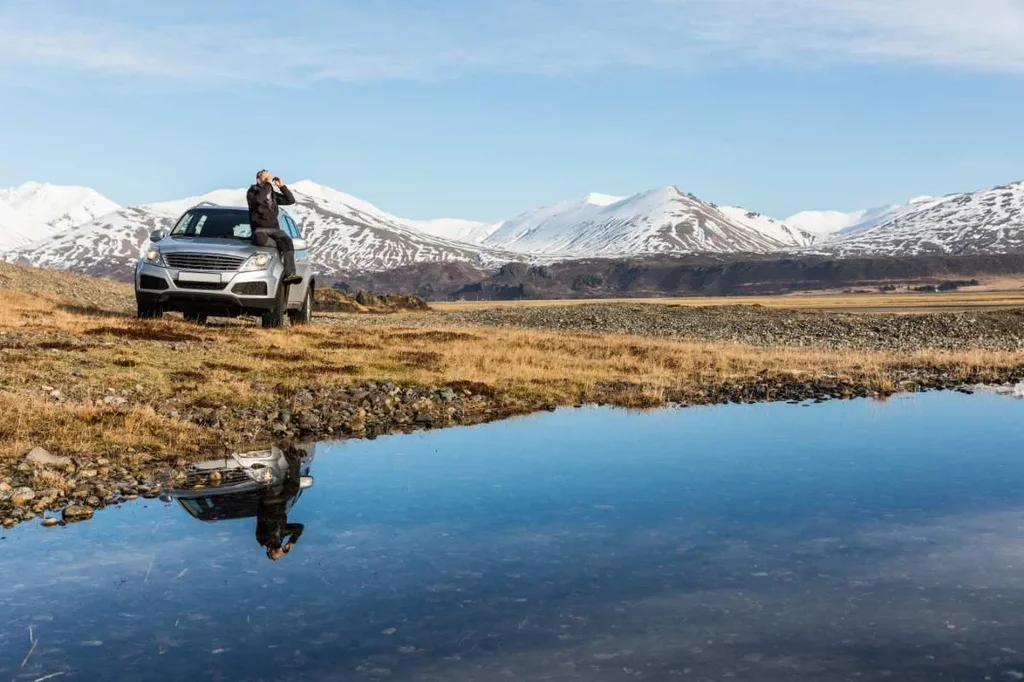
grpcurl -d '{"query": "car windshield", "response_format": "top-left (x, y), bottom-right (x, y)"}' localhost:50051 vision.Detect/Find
top-left (170, 209), bottom-right (252, 240)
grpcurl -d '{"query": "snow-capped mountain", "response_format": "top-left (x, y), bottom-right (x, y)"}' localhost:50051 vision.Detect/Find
top-left (482, 186), bottom-right (816, 257)
top-left (286, 181), bottom-right (516, 274)
top-left (405, 218), bottom-right (501, 245)
top-left (717, 206), bottom-right (816, 248)
top-left (826, 182), bottom-right (1024, 257)
top-left (0, 182), bottom-right (120, 251)
top-left (6, 181), bottom-right (518, 277)
top-left (785, 209), bottom-right (868, 237)
top-left (786, 198), bottom-right (939, 241)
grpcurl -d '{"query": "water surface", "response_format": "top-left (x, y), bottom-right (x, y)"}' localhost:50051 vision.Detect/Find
top-left (4, 392), bottom-right (1024, 680)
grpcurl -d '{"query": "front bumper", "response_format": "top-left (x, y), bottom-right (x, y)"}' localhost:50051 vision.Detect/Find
top-left (135, 261), bottom-right (283, 316)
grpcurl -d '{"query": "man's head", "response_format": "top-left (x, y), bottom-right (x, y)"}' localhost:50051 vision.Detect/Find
top-left (256, 169), bottom-right (272, 185)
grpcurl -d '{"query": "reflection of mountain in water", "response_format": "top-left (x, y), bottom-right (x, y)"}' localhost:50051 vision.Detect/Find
top-left (977, 381), bottom-right (1024, 400)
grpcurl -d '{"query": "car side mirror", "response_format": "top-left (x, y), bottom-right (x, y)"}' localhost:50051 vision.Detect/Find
top-left (149, 229), bottom-right (168, 243)
top-left (299, 476), bottom-right (314, 490)
top-left (292, 238), bottom-right (308, 251)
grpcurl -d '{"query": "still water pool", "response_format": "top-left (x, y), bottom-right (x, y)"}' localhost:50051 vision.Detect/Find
top-left (4, 392), bottom-right (1024, 681)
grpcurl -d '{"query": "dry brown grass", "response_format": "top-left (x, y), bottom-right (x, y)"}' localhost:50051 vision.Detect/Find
top-left (3, 277), bottom-right (1024, 464)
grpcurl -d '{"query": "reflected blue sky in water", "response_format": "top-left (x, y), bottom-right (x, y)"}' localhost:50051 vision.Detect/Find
top-left (4, 392), bottom-right (1024, 680)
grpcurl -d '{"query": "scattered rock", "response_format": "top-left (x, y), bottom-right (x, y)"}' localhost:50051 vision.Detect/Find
top-left (42, 518), bottom-right (59, 528)
top-left (62, 505), bottom-right (95, 523)
top-left (9, 487), bottom-right (35, 505)
top-left (25, 447), bottom-right (72, 470)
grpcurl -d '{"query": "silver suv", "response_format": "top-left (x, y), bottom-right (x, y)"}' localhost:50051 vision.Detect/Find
top-left (135, 203), bottom-right (314, 327)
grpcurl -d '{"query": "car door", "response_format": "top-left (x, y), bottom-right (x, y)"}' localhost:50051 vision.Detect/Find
top-left (284, 215), bottom-right (310, 306)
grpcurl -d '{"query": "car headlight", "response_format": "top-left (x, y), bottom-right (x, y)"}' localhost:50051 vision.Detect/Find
top-left (239, 252), bottom-right (273, 272)
top-left (144, 247), bottom-right (164, 265)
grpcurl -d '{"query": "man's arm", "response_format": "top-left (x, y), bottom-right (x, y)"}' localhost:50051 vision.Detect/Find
top-left (284, 523), bottom-right (304, 545)
top-left (274, 184), bottom-right (296, 206)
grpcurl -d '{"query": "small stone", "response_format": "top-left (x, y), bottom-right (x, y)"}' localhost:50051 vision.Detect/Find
top-left (414, 412), bottom-right (434, 424)
top-left (25, 447), bottom-right (72, 470)
top-left (102, 395), bottom-right (128, 406)
top-left (439, 388), bottom-right (457, 402)
top-left (50, 390), bottom-right (63, 401)
top-left (80, 469), bottom-right (99, 479)
top-left (86, 496), bottom-right (101, 507)
top-left (10, 487), bottom-right (35, 505)
top-left (42, 518), bottom-right (59, 528)
top-left (2, 518), bottom-right (16, 529)
top-left (97, 458), bottom-right (110, 466)
top-left (62, 505), bottom-right (94, 523)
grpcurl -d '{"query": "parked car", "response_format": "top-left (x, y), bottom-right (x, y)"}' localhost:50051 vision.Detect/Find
top-left (135, 202), bottom-right (315, 328)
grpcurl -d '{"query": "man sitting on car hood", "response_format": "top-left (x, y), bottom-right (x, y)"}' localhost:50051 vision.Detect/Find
top-left (246, 169), bottom-right (302, 286)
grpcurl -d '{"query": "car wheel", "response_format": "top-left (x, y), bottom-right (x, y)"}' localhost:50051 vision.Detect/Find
top-left (288, 286), bottom-right (313, 326)
top-left (137, 302), bottom-right (164, 319)
top-left (261, 281), bottom-right (288, 329)
top-left (184, 312), bottom-right (208, 325)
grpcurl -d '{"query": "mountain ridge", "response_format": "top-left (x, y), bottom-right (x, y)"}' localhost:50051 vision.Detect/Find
top-left (3, 177), bottom-right (1024, 277)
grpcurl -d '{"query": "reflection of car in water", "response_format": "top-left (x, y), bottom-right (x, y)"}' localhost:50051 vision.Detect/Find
top-left (170, 446), bottom-right (314, 561)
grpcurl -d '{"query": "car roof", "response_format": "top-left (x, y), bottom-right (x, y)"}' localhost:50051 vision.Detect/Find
top-left (187, 202), bottom-right (293, 217)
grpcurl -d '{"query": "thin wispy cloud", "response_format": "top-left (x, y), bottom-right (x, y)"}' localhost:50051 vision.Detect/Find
top-left (2, 0), bottom-right (1023, 86)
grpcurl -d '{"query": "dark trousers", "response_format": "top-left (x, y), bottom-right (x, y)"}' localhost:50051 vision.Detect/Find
top-left (252, 228), bottom-right (296, 275)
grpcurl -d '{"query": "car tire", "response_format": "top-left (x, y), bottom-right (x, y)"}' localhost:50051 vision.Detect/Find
top-left (288, 286), bottom-right (313, 326)
top-left (261, 282), bottom-right (288, 329)
top-left (137, 302), bottom-right (164, 319)
top-left (184, 312), bottom-right (208, 325)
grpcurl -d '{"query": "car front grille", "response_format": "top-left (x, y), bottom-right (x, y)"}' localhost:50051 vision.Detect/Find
top-left (165, 253), bottom-right (247, 272)
top-left (177, 281), bottom-right (227, 291)
top-left (182, 468), bottom-right (256, 490)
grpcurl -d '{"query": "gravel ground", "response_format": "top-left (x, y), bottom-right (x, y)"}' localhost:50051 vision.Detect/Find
top-left (375, 304), bottom-right (1024, 352)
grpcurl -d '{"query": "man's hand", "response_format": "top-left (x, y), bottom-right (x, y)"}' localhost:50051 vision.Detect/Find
top-left (272, 177), bottom-right (284, 188)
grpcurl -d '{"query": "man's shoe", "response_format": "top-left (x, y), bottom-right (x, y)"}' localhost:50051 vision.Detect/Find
top-left (281, 273), bottom-right (303, 286)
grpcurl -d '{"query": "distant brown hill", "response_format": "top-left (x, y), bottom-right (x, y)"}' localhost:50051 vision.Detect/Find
top-left (331, 254), bottom-right (1024, 301)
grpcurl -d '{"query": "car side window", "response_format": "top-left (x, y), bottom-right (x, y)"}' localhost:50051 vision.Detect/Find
top-left (278, 214), bottom-right (289, 232)
top-left (286, 217), bottom-right (302, 239)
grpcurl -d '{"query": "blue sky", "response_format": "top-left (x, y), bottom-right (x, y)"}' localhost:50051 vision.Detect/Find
top-left (1, 0), bottom-right (1022, 221)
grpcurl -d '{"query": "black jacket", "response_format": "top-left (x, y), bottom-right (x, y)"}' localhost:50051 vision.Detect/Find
top-left (246, 182), bottom-right (296, 232)
top-left (255, 453), bottom-right (305, 551)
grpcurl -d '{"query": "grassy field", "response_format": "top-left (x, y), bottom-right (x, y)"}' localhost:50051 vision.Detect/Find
top-left (2, 263), bottom-right (1024, 466)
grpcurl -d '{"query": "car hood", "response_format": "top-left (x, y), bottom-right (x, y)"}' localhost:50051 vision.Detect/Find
top-left (157, 237), bottom-right (260, 256)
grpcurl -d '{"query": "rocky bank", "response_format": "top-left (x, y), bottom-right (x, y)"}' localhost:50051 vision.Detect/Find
top-left (385, 304), bottom-right (1024, 352)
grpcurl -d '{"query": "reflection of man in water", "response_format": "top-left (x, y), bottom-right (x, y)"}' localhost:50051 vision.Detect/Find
top-left (256, 449), bottom-right (305, 561)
